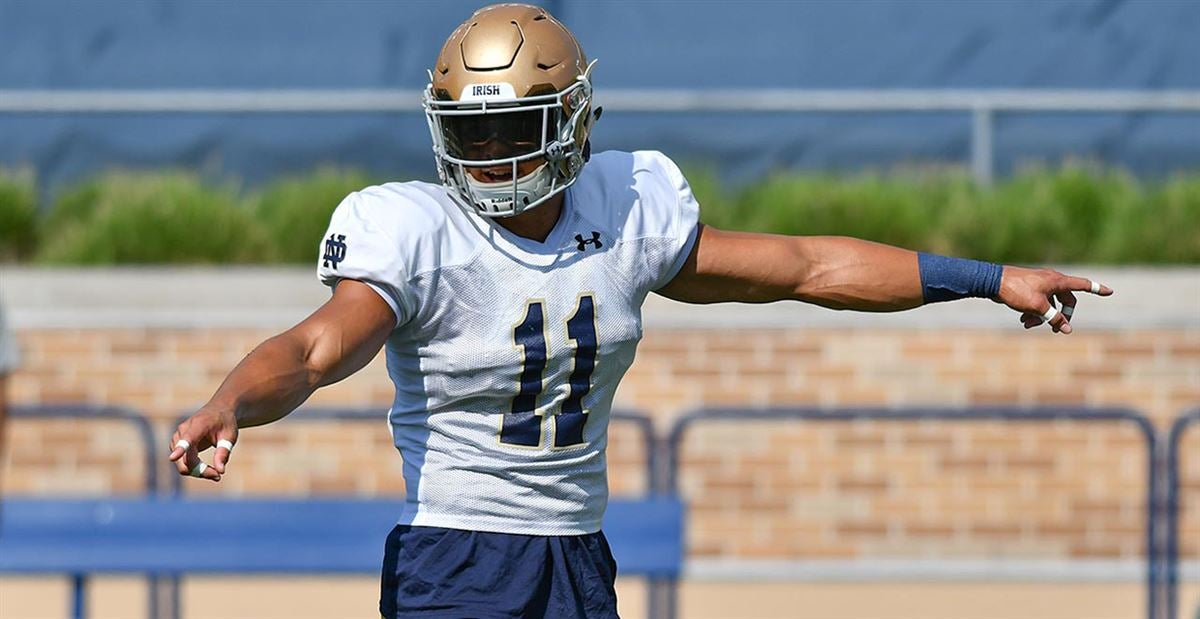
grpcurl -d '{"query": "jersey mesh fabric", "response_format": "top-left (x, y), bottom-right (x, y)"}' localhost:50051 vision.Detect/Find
top-left (318, 150), bottom-right (699, 535)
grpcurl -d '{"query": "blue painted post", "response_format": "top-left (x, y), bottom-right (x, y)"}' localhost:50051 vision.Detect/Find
top-left (665, 578), bottom-right (679, 619)
top-left (971, 106), bottom-right (994, 187)
top-left (646, 577), bottom-right (664, 619)
top-left (1165, 410), bottom-right (1200, 619)
top-left (71, 574), bottom-right (86, 619)
top-left (147, 580), bottom-right (158, 619)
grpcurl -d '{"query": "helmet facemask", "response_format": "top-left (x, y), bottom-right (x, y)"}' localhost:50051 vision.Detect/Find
top-left (423, 62), bottom-right (596, 218)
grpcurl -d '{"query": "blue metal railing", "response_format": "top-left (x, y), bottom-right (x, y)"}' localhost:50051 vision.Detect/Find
top-left (6, 404), bottom-right (159, 619)
top-left (666, 406), bottom-right (1160, 619)
top-left (164, 406), bottom-right (668, 619)
top-left (10, 404), bottom-right (159, 492)
top-left (1164, 408), bottom-right (1200, 619)
top-left (8, 402), bottom-right (1186, 619)
top-left (167, 407), bottom-right (659, 496)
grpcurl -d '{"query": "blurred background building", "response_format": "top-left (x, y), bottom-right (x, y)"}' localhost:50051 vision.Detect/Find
top-left (0, 1), bottom-right (1197, 618)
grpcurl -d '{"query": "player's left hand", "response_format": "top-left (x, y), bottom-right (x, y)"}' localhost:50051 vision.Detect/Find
top-left (996, 266), bottom-right (1114, 335)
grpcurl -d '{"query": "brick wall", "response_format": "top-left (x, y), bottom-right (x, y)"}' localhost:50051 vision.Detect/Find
top-left (4, 326), bottom-right (1197, 563)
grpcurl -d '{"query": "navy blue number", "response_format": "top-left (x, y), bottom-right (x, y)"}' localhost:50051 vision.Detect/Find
top-left (500, 296), bottom-right (598, 448)
top-left (555, 296), bottom-right (597, 447)
top-left (503, 302), bottom-right (546, 447)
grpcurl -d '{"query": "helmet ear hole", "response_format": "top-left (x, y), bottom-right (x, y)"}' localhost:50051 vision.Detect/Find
top-left (592, 106), bottom-right (603, 122)
top-left (582, 139), bottom-right (591, 163)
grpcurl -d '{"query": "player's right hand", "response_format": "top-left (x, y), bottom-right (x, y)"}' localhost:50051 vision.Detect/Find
top-left (169, 406), bottom-right (239, 482)
top-left (996, 266), bottom-right (1114, 335)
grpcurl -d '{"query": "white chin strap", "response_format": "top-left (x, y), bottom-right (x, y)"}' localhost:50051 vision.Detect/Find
top-left (463, 162), bottom-right (555, 217)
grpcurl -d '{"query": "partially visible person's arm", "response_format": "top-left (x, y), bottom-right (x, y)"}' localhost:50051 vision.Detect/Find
top-left (0, 302), bottom-right (15, 492)
top-left (0, 374), bottom-right (7, 487)
top-left (657, 225), bottom-right (1112, 332)
top-left (168, 279), bottom-right (397, 481)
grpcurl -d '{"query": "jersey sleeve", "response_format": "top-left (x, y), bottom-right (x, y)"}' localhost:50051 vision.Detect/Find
top-left (635, 151), bottom-right (701, 291)
top-left (316, 190), bottom-right (416, 327)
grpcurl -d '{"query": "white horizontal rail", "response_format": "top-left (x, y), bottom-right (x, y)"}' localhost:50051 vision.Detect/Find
top-left (2, 88), bottom-right (1200, 113)
top-left (0, 89), bottom-right (424, 113)
top-left (3, 88), bottom-right (1197, 186)
top-left (603, 89), bottom-right (1200, 113)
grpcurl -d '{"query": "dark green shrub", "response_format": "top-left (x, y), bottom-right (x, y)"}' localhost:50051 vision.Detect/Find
top-left (701, 167), bottom-right (974, 252)
top-left (690, 162), bottom-right (1192, 264)
top-left (37, 171), bottom-right (272, 264)
top-left (252, 167), bottom-right (375, 263)
top-left (1104, 174), bottom-right (1200, 263)
top-left (947, 163), bottom-right (1142, 264)
top-left (10, 162), bottom-right (1198, 265)
top-left (0, 168), bottom-right (38, 261)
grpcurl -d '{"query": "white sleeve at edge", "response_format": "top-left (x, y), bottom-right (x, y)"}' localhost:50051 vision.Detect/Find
top-left (646, 151), bottom-right (702, 290)
top-left (317, 191), bottom-right (414, 328)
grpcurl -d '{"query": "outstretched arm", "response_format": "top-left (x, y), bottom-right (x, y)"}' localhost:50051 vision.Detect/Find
top-left (0, 375), bottom-right (7, 491)
top-left (657, 225), bottom-right (1112, 332)
top-left (168, 279), bottom-right (396, 481)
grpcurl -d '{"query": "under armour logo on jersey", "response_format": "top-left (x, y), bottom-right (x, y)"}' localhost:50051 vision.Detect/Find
top-left (323, 234), bottom-right (347, 269)
top-left (575, 231), bottom-right (602, 251)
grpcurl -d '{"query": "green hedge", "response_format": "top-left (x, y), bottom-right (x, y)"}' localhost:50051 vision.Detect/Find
top-left (37, 172), bottom-right (273, 264)
top-left (5, 164), bottom-right (1199, 265)
top-left (689, 162), bottom-right (1200, 264)
top-left (0, 168), bottom-right (38, 261)
top-left (251, 167), bottom-right (377, 263)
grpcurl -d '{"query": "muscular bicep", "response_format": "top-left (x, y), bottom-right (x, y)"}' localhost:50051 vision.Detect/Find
top-left (656, 225), bottom-right (922, 310)
top-left (0, 374), bottom-right (7, 462)
top-left (289, 279), bottom-right (397, 387)
top-left (655, 224), bottom-right (814, 304)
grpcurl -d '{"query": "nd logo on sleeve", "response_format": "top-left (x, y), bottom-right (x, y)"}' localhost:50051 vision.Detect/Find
top-left (323, 234), bottom-right (347, 269)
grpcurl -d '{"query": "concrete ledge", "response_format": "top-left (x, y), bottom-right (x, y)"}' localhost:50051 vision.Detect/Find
top-left (2, 266), bottom-right (1196, 330)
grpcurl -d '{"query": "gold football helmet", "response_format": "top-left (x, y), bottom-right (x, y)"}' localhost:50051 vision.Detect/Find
top-left (422, 3), bottom-right (598, 217)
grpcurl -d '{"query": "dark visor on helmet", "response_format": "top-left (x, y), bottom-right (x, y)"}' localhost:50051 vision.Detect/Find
top-left (439, 108), bottom-right (557, 161)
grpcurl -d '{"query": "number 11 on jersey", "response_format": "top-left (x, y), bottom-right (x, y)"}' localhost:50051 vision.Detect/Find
top-left (502, 295), bottom-right (597, 449)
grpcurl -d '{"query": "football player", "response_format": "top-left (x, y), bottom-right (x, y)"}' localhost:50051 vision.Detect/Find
top-left (0, 301), bottom-right (16, 490)
top-left (169, 4), bottom-right (1113, 618)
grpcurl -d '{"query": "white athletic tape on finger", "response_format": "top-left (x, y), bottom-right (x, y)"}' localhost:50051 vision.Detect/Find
top-left (189, 461), bottom-right (208, 477)
top-left (175, 439), bottom-right (190, 451)
top-left (1062, 305), bottom-right (1075, 318)
top-left (1041, 306), bottom-right (1059, 322)
top-left (1089, 280), bottom-right (1101, 294)
top-left (216, 439), bottom-right (235, 453)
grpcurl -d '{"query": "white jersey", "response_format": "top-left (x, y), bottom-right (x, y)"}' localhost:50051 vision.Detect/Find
top-left (317, 150), bottom-right (699, 535)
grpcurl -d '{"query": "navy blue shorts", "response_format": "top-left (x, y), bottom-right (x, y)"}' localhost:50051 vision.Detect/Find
top-left (379, 525), bottom-right (619, 619)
